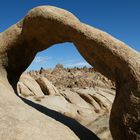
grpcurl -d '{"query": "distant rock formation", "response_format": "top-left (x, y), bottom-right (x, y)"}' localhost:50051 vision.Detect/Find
top-left (0, 6), bottom-right (139, 140)
top-left (27, 66), bottom-right (114, 89)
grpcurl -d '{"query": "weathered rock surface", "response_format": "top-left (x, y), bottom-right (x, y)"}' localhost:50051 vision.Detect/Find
top-left (18, 72), bottom-right (115, 140)
top-left (19, 74), bottom-right (45, 97)
top-left (29, 65), bottom-right (114, 89)
top-left (0, 5), bottom-right (139, 140)
top-left (36, 77), bottom-right (59, 95)
top-left (17, 81), bottom-right (34, 97)
top-left (0, 83), bottom-right (79, 140)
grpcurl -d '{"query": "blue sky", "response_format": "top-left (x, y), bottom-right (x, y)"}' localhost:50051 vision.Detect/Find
top-left (0, 0), bottom-right (140, 70)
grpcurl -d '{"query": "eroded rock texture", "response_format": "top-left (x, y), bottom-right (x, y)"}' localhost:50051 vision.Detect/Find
top-left (0, 6), bottom-right (140, 140)
top-left (17, 71), bottom-right (115, 140)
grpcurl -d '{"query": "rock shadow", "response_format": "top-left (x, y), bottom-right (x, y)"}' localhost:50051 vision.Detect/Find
top-left (20, 96), bottom-right (100, 140)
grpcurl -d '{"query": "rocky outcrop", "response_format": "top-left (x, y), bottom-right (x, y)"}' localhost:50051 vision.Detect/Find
top-left (0, 82), bottom-right (79, 140)
top-left (0, 5), bottom-right (139, 140)
top-left (18, 73), bottom-right (115, 140)
top-left (28, 66), bottom-right (114, 89)
top-left (19, 74), bottom-right (45, 97)
top-left (36, 77), bottom-right (59, 95)
top-left (18, 75), bottom-right (59, 97)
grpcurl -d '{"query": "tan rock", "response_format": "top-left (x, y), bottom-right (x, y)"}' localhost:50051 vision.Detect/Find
top-left (0, 5), bottom-right (139, 140)
top-left (18, 73), bottom-right (114, 139)
top-left (0, 83), bottom-right (79, 140)
top-left (36, 77), bottom-right (59, 95)
top-left (20, 74), bottom-right (44, 97)
top-left (17, 81), bottom-right (35, 97)
top-left (19, 81), bottom-right (114, 140)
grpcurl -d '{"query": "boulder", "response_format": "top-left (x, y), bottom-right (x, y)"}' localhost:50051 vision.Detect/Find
top-left (36, 77), bottom-right (59, 95)
top-left (19, 74), bottom-right (44, 97)
top-left (17, 81), bottom-right (35, 97)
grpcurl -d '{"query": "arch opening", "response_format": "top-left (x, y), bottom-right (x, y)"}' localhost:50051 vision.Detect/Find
top-left (18, 42), bottom-right (115, 140)
top-left (26, 42), bottom-right (91, 71)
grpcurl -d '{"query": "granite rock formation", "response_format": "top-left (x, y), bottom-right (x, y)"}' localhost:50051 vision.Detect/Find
top-left (0, 6), bottom-right (140, 140)
top-left (18, 68), bottom-right (115, 140)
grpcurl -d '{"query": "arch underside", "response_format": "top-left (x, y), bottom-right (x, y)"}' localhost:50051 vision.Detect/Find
top-left (0, 6), bottom-right (140, 140)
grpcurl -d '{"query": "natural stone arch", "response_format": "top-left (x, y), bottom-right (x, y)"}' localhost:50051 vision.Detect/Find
top-left (0, 6), bottom-right (140, 140)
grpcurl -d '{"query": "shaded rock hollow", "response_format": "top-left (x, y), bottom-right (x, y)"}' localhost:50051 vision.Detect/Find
top-left (0, 5), bottom-right (139, 140)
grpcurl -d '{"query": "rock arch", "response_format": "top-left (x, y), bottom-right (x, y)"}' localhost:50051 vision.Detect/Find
top-left (0, 6), bottom-right (140, 140)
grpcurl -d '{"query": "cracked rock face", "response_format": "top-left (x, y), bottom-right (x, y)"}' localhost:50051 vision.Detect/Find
top-left (0, 5), bottom-right (140, 140)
